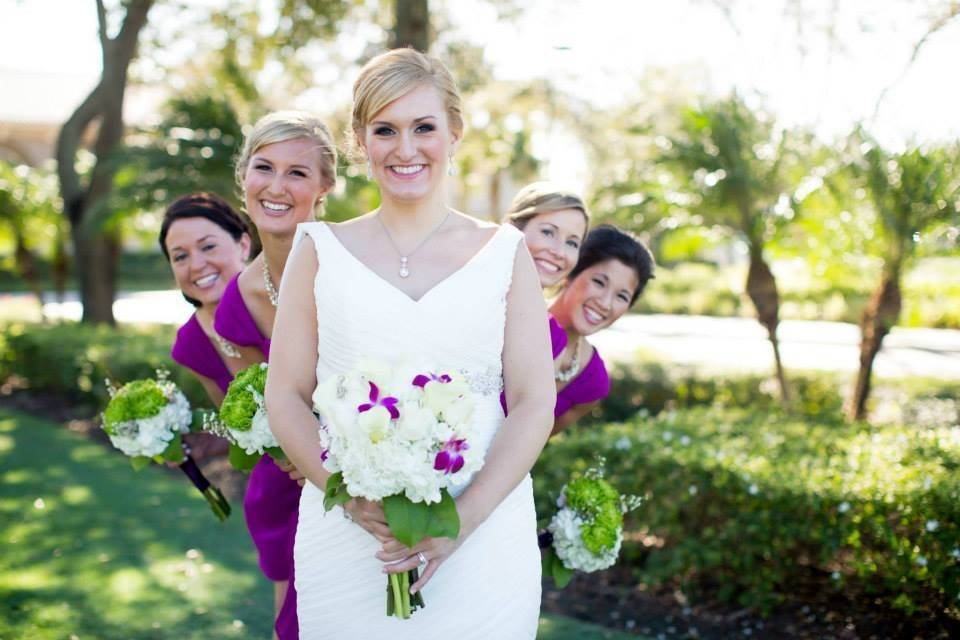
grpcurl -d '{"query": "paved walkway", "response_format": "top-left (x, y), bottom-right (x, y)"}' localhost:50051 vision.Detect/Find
top-left (30, 291), bottom-right (960, 380)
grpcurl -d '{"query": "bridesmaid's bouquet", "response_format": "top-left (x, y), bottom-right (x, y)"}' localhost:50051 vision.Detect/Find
top-left (313, 361), bottom-right (484, 619)
top-left (102, 370), bottom-right (231, 521)
top-left (540, 464), bottom-right (641, 588)
top-left (204, 363), bottom-right (284, 470)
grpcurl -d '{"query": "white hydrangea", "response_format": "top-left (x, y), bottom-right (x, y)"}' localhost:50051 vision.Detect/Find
top-left (228, 391), bottom-right (279, 455)
top-left (313, 361), bottom-right (483, 505)
top-left (106, 387), bottom-right (192, 458)
top-left (548, 507), bottom-right (622, 572)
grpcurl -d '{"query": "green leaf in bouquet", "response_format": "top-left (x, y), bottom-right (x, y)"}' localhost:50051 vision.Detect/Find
top-left (130, 456), bottom-right (152, 470)
top-left (160, 434), bottom-right (184, 462)
top-left (322, 472), bottom-right (351, 512)
top-left (228, 443), bottom-right (261, 472)
top-left (543, 548), bottom-right (573, 588)
top-left (383, 489), bottom-right (460, 548)
top-left (265, 446), bottom-right (287, 462)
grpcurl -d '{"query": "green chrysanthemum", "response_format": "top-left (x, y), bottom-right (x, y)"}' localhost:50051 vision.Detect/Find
top-left (103, 379), bottom-right (167, 434)
top-left (220, 363), bottom-right (268, 431)
top-left (564, 475), bottom-right (624, 554)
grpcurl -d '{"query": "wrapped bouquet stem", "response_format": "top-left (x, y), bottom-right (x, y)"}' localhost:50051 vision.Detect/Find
top-left (314, 362), bottom-right (484, 619)
top-left (102, 371), bottom-right (231, 521)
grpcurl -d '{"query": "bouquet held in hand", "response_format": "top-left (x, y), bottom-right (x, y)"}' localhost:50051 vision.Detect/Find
top-left (313, 361), bottom-right (484, 619)
top-left (102, 370), bottom-right (231, 521)
top-left (541, 464), bottom-right (641, 587)
top-left (206, 363), bottom-right (284, 470)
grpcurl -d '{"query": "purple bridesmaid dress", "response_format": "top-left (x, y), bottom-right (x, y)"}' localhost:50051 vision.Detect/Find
top-left (214, 274), bottom-right (301, 640)
top-left (501, 314), bottom-right (611, 419)
top-left (171, 315), bottom-right (233, 395)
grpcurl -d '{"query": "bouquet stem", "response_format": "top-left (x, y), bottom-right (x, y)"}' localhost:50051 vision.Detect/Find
top-left (179, 455), bottom-right (231, 521)
top-left (386, 568), bottom-right (425, 619)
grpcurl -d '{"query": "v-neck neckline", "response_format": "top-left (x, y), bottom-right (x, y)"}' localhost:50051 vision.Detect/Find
top-left (318, 222), bottom-right (507, 304)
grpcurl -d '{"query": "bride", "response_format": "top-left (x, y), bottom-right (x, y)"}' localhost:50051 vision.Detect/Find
top-left (265, 48), bottom-right (556, 638)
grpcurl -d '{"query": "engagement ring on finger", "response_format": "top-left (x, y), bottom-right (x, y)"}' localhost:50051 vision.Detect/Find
top-left (416, 551), bottom-right (427, 566)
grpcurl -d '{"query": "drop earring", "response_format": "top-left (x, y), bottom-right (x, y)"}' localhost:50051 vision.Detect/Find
top-left (447, 155), bottom-right (455, 176)
top-left (366, 162), bottom-right (373, 180)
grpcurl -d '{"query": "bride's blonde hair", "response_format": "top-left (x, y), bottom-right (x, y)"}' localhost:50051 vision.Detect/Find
top-left (351, 48), bottom-right (464, 151)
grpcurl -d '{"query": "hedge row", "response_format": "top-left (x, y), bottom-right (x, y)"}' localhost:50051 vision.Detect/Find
top-left (534, 407), bottom-right (960, 615)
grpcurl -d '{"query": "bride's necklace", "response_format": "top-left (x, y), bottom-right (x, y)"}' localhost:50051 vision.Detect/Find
top-left (262, 260), bottom-right (280, 307)
top-left (377, 209), bottom-right (452, 278)
top-left (556, 336), bottom-right (583, 383)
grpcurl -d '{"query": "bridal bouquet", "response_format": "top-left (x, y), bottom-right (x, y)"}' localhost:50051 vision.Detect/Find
top-left (313, 361), bottom-right (483, 619)
top-left (540, 464), bottom-right (641, 587)
top-left (102, 370), bottom-right (231, 521)
top-left (204, 363), bottom-right (285, 470)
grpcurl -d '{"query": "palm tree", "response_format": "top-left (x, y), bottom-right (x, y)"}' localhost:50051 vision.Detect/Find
top-left (659, 95), bottom-right (811, 407)
top-left (844, 133), bottom-right (960, 420)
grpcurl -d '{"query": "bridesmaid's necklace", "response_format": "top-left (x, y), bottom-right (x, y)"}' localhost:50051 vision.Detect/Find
top-left (556, 336), bottom-right (583, 383)
top-left (212, 333), bottom-right (241, 359)
top-left (262, 260), bottom-right (280, 307)
top-left (377, 209), bottom-right (451, 278)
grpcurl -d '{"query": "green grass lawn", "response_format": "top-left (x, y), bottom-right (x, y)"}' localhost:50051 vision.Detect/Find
top-left (0, 409), bottom-right (637, 639)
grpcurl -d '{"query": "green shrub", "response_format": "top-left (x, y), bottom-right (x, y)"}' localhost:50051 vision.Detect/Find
top-left (534, 407), bottom-right (960, 615)
top-left (0, 322), bottom-right (208, 410)
top-left (587, 362), bottom-right (844, 425)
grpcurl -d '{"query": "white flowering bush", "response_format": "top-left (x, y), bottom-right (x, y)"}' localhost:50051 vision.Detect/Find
top-left (313, 361), bottom-right (484, 619)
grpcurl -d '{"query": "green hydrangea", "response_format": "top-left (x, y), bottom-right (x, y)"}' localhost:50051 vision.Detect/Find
top-left (103, 379), bottom-right (167, 434)
top-left (564, 474), bottom-right (624, 554)
top-left (220, 364), bottom-right (268, 431)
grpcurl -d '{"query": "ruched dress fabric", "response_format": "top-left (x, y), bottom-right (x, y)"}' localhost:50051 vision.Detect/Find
top-left (214, 275), bottom-right (301, 640)
top-left (291, 222), bottom-right (542, 639)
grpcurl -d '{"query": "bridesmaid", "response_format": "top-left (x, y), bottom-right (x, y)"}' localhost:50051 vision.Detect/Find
top-left (548, 224), bottom-right (655, 434)
top-left (505, 181), bottom-right (590, 361)
top-left (161, 192), bottom-right (253, 406)
top-left (213, 111), bottom-right (337, 640)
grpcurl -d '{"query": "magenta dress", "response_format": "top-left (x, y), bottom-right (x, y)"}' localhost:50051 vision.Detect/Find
top-left (214, 274), bottom-right (300, 640)
top-left (171, 315), bottom-right (233, 395)
top-left (501, 315), bottom-right (610, 419)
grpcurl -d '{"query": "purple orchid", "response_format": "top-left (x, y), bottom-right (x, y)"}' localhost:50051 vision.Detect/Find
top-left (357, 382), bottom-right (400, 420)
top-left (412, 372), bottom-right (453, 388)
top-left (434, 437), bottom-right (470, 474)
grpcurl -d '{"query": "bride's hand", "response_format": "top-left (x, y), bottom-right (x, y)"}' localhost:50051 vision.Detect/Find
top-left (376, 535), bottom-right (462, 595)
top-left (343, 498), bottom-right (393, 543)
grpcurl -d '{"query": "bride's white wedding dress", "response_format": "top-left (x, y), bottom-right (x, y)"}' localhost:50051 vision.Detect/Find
top-left (291, 221), bottom-right (541, 639)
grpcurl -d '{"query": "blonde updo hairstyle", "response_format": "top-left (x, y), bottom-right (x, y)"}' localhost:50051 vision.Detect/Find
top-left (506, 181), bottom-right (590, 231)
top-left (351, 48), bottom-right (464, 155)
top-left (235, 111), bottom-right (338, 217)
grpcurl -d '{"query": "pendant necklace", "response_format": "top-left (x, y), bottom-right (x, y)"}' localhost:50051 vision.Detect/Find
top-left (556, 336), bottom-right (583, 383)
top-left (377, 209), bottom-right (452, 279)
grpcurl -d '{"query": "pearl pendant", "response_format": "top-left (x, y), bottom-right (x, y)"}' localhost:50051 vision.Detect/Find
top-left (399, 257), bottom-right (410, 278)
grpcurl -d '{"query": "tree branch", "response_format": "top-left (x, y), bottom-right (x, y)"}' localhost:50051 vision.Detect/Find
top-left (95, 0), bottom-right (109, 51)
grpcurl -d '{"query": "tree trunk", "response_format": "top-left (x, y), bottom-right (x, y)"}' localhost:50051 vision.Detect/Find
top-left (55, 0), bottom-right (152, 325)
top-left (847, 268), bottom-right (902, 421)
top-left (71, 223), bottom-right (119, 325)
top-left (393, 0), bottom-right (430, 51)
top-left (745, 249), bottom-right (791, 407)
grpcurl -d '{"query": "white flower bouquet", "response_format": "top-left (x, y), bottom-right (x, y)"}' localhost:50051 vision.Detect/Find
top-left (540, 464), bottom-right (641, 587)
top-left (204, 363), bottom-right (284, 470)
top-left (102, 370), bottom-right (231, 521)
top-left (313, 361), bottom-right (484, 619)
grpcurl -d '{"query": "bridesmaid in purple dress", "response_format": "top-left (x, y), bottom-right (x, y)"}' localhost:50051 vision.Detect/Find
top-left (160, 193), bottom-right (253, 408)
top-left (548, 224), bottom-right (655, 434)
top-left (214, 112), bottom-right (337, 640)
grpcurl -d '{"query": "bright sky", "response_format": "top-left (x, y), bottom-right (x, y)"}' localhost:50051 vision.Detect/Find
top-left (3, 0), bottom-right (959, 148)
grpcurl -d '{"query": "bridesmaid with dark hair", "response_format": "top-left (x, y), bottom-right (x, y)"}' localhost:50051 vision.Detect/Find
top-left (548, 224), bottom-right (655, 434)
top-left (160, 192), bottom-right (254, 404)
top-left (214, 111), bottom-right (337, 640)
